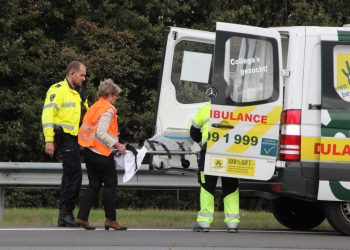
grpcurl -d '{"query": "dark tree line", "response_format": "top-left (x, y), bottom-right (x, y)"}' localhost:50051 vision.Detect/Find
top-left (1, 0), bottom-right (350, 162)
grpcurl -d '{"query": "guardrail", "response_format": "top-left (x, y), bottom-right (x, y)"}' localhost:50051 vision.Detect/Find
top-left (0, 162), bottom-right (199, 221)
top-left (0, 162), bottom-right (273, 221)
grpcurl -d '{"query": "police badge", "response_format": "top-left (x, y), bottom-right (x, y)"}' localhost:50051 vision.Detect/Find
top-left (50, 94), bottom-right (56, 102)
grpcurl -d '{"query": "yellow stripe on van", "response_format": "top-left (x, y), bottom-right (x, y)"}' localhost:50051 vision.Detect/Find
top-left (226, 106), bottom-right (282, 154)
top-left (301, 137), bottom-right (320, 161)
top-left (302, 136), bottom-right (350, 162)
top-left (207, 106), bottom-right (256, 150)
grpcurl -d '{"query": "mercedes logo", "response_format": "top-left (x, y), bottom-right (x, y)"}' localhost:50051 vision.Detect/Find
top-left (206, 87), bottom-right (218, 99)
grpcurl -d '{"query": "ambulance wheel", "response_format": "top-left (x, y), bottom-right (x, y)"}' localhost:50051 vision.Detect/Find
top-left (181, 158), bottom-right (190, 169)
top-left (270, 197), bottom-right (325, 230)
top-left (324, 201), bottom-right (350, 235)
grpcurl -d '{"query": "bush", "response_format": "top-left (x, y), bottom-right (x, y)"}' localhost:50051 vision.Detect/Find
top-left (4, 188), bottom-right (269, 211)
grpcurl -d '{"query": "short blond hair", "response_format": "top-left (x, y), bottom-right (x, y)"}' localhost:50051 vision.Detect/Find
top-left (97, 79), bottom-right (122, 98)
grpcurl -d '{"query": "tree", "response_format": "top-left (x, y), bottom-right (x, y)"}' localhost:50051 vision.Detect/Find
top-left (0, 0), bottom-right (350, 161)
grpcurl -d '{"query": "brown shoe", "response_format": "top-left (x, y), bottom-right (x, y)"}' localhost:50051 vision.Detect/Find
top-left (75, 218), bottom-right (96, 230)
top-left (104, 219), bottom-right (127, 230)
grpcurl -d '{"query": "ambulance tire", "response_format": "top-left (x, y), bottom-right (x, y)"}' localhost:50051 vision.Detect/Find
top-left (323, 201), bottom-right (350, 235)
top-left (270, 197), bottom-right (325, 230)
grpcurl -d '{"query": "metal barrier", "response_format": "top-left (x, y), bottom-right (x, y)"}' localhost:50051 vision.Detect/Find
top-left (0, 162), bottom-right (199, 221)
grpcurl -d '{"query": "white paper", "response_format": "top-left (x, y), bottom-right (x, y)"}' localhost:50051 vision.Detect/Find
top-left (180, 51), bottom-right (212, 83)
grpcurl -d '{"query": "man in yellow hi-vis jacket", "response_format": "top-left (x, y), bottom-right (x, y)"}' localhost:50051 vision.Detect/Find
top-left (42, 60), bottom-right (88, 227)
top-left (190, 103), bottom-right (240, 233)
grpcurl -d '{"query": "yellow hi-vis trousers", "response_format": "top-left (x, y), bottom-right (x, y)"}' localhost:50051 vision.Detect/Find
top-left (196, 171), bottom-right (240, 229)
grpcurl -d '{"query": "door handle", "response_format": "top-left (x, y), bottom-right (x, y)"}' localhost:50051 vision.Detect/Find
top-left (211, 123), bottom-right (234, 129)
top-left (308, 104), bottom-right (321, 110)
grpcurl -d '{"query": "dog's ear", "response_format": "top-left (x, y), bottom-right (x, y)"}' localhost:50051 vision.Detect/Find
top-left (127, 119), bottom-right (142, 132)
top-left (119, 122), bottom-right (125, 131)
top-left (118, 122), bottom-right (127, 144)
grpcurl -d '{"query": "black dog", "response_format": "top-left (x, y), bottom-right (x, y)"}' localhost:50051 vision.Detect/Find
top-left (118, 119), bottom-right (146, 149)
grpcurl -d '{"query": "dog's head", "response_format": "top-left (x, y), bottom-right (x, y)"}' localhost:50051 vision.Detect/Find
top-left (119, 119), bottom-right (146, 149)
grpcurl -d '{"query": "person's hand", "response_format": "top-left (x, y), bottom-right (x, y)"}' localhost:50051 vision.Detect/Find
top-left (114, 142), bottom-right (126, 155)
top-left (45, 142), bottom-right (55, 158)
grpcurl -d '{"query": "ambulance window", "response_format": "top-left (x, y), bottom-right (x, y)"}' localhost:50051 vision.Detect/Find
top-left (171, 40), bottom-right (214, 104)
top-left (281, 34), bottom-right (289, 70)
top-left (332, 45), bottom-right (350, 103)
top-left (224, 36), bottom-right (276, 103)
top-left (321, 42), bottom-right (350, 110)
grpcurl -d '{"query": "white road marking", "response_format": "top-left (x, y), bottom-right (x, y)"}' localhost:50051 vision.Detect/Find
top-left (0, 228), bottom-right (335, 234)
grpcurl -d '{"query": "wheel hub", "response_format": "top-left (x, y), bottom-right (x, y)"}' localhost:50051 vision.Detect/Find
top-left (341, 202), bottom-right (350, 223)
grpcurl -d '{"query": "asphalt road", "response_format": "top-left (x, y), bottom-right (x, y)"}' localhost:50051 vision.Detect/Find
top-left (0, 228), bottom-right (347, 250)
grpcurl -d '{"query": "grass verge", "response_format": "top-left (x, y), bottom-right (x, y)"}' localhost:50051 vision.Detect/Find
top-left (0, 208), bottom-right (333, 231)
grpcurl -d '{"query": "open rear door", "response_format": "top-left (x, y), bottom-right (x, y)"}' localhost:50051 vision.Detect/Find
top-left (205, 22), bottom-right (283, 180)
top-left (155, 27), bottom-right (215, 138)
top-left (149, 27), bottom-right (215, 170)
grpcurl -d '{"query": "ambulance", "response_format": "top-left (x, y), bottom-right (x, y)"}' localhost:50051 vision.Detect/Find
top-left (151, 22), bottom-right (350, 235)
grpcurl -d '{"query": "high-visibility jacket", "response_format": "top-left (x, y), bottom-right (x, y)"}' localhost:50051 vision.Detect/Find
top-left (42, 79), bottom-right (88, 142)
top-left (78, 98), bottom-right (118, 156)
top-left (191, 103), bottom-right (210, 145)
top-left (191, 103), bottom-right (240, 229)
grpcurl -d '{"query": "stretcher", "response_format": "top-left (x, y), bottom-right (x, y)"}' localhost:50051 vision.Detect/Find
top-left (144, 129), bottom-right (200, 171)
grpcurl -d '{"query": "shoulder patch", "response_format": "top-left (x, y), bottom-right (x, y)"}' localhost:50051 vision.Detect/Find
top-left (50, 94), bottom-right (56, 102)
top-left (55, 83), bottom-right (61, 88)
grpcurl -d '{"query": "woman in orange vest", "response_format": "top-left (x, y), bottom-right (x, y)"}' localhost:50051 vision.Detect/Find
top-left (75, 78), bottom-right (127, 230)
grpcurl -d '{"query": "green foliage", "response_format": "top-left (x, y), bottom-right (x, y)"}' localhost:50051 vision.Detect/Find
top-left (0, 0), bottom-right (350, 161)
top-left (5, 188), bottom-right (268, 211)
top-left (5, 188), bottom-right (201, 210)
top-left (6, 189), bottom-right (60, 208)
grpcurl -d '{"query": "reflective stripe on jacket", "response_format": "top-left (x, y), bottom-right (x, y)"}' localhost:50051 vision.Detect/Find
top-left (42, 79), bottom-right (85, 142)
top-left (78, 98), bottom-right (118, 156)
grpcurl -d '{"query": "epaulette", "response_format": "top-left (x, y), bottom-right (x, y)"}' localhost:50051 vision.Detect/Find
top-left (55, 83), bottom-right (62, 88)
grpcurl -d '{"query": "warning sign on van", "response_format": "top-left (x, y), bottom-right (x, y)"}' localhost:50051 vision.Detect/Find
top-left (209, 155), bottom-right (256, 177)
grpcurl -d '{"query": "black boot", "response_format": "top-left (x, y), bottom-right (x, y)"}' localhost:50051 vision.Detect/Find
top-left (57, 207), bottom-right (65, 227)
top-left (57, 205), bottom-right (78, 227)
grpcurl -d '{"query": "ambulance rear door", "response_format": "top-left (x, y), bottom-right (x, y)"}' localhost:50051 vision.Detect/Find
top-left (205, 22), bottom-right (283, 180)
top-left (155, 27), bottom-right (215, 137)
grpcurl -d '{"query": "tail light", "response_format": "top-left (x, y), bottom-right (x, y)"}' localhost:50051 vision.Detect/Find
top-left (279, 109), bottom-right (301, 161)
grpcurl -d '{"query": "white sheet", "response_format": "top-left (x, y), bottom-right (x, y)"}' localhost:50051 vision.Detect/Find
top-left (114, 146), bottom-right (147, 183)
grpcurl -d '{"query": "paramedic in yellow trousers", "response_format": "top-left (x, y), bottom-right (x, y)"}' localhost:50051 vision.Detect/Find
top-left (42, 61), bottom-right (88, 227)
top-left (75, 79), bottom-right (127, 230)
top-left (190, 103), bottom-right (240, 233)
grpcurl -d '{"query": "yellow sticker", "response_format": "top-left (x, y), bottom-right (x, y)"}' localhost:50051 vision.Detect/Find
top-left (209, 156), bottom-right (255, 176)
top-left (227, 157), bottom-right (256, 176)
top-left (210, 157), bottom-right (225, 171)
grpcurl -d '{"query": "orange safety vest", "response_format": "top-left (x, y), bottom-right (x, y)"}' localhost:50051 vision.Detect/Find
top-left (78, 98), bottom-right (118, 156)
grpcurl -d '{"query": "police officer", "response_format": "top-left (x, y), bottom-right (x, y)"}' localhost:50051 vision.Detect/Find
top-left (42, 61), bottom-right (88, 227)
top-left (190, 103), bottom-right (240, 233)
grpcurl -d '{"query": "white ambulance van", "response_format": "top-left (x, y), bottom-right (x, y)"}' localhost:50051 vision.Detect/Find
top-left (152, 23), bottom-right (350, 235)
